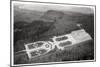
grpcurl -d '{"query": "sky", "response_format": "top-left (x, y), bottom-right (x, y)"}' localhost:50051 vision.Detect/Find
top-left (13, 1), bottom-right (94, 14)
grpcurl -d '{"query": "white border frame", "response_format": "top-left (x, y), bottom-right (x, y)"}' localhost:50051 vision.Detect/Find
top-left (11, 1), bottom-right (96, 67)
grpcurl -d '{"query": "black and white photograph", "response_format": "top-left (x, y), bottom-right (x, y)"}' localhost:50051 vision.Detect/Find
top-left (11, 1), bottom-right (95, 66)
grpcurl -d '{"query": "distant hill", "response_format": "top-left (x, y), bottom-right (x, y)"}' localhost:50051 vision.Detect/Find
top-left (39, 10), bottom-right (94, 37)
top-left (40, 10), bottom-right (64, 22)
top-left (39, 10), bottom-right (83, 36)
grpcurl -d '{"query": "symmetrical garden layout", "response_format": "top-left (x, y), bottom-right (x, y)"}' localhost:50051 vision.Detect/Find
top-left (24, 29), bottom-right (92, 59)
